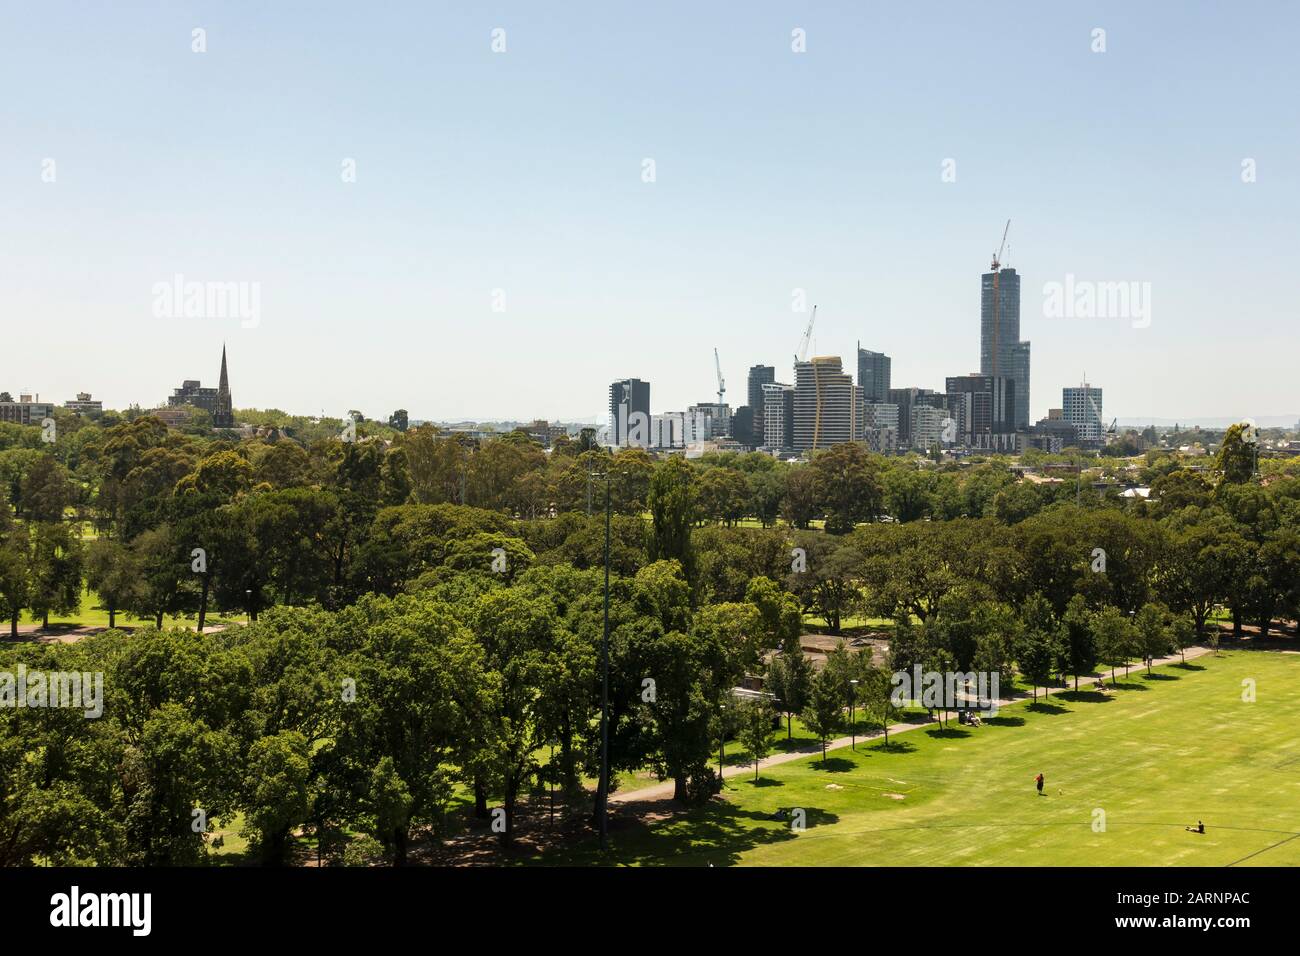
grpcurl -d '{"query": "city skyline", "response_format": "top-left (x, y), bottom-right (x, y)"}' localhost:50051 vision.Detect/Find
top-left (4, 3), bottom-right (1298, 423)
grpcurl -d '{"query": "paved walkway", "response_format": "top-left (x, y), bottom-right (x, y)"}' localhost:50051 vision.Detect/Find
top-left (610, 645), bottom-right (1213, 805)
top-left (3, 622), bottom-right (229, 644)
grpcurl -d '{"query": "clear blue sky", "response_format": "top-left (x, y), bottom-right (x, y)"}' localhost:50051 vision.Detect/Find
top-left (3, 1), bottom-right (1297, 424)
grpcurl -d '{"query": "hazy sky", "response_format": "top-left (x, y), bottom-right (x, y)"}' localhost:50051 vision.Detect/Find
top-left (3, 1), bottom-right (1297, 425)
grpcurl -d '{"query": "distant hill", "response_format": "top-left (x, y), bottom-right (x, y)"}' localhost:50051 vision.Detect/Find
top-left (1116, 415), bottom-right (1299, 429)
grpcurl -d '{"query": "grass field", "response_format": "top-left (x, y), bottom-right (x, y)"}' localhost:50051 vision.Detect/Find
top-left (15, 585), bottom-right (241, 631)
top-left (550, 648), bottom-right (1300, 866)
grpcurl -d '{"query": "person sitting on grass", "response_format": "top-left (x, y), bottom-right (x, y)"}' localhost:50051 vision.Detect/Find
top-left (1185, 820), bottom-right (1205, 834)
top-left (969, 711), bottom-right (983, 727)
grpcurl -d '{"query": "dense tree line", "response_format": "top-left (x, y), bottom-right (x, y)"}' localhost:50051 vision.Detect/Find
top-left (1, 412), bottom-right (1298, 864)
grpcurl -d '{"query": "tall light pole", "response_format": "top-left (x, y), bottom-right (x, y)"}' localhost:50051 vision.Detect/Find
top-left (594, 469), bottom-right (611, 851)
top-left (718, 701), bottom-right (727, 783)
top-left (849, 679), bottom-right (859, 750)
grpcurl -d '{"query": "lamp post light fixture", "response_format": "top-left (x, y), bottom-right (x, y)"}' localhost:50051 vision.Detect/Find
top-left (588, 468), bottom-right (612, 851)
top-left (849, 679), bottom-right (859, 750)
top-left (718, 701), bottom-right (728, 783)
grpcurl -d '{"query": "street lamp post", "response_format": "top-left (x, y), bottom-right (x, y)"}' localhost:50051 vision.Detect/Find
top-left (718, 702), bottom-right (727, 783)
top-left (594, 470), bottom-right (611, 851)
top-left (1129, 608), bottom-right (1141, 675)
top-left (849, 679), bottom-right (858, 750)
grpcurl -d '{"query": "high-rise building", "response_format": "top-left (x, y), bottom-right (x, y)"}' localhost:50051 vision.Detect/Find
top-left (650, 412), bottom-right (686, 449)
top-left (607, 378), bottom-right (651, 447)
top-left (731, 405), bottom-right (755, 447)
top-left (911, 405), bottom-right (946, 451)
top-left (793, 357), bottom-right (863, 452)
top-left (1062, 384), bottom-right (1104, 447)
top-left (747, 365), bottom-right (775, 441)
top-left (761, 383), bottom-right (794, 451)
top-left (945, 373), bottom-right (1017, 450)
top-left (887, 387), bottom-right (946, 449)
top-left (856, 347), bottom-right (892, 404)
top-left (863, 403), bottom-right (899, 454)
top-left (980, 266), bottom-right (1031, 429)
top-left (686, 402), bottom-right (731, 442)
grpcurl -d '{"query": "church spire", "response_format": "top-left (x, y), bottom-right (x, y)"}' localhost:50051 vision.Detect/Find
top-left (214, 344), bottom-right (234, 428)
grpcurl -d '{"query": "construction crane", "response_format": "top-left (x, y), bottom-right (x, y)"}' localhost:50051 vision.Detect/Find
top-left (713, 348), bottom-right (726, 406)
top-left (991, 219), bottom-right (1010, 272)
top-left (794, 304), bottom-right (817, 364)
top-left (988, 220), bottom-right (1011, 376)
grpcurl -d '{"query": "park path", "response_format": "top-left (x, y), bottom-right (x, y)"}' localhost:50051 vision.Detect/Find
top-left (610, 644), bottom-right (1213, 805)
top-left (3, 622), bottom-right (229, 644)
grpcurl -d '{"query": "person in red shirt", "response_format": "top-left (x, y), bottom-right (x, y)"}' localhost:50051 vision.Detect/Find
top-left (1035, 772), bottom-right (1044, 796)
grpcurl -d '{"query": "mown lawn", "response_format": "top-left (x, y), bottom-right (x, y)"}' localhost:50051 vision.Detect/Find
top-left (539, 649), bottom-right (1300, 866)
top-left (18, 585), bottom-right (241, 631)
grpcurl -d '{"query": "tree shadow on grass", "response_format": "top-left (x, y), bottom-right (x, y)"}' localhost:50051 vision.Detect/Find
top-left (1108, 680), bottom-right (1149, 692)
top-left (1025, 700), bottom-right (1068, 715)
top-left (747, 777), bottom-right (784, 788)
top-left (871, 739), bottom-right (916, 754)
top-left (984, 715), bottom-right (1025, 727)
top-left (1142, 672), bottom-right (1178, 681)
top-left (925, 727), bottom-right (971, 739)
top-left (534, 800), bottom-right (840, 867)
top-left (813, 757), bottom-right (856, 773)
top-left (1059, 690), bottom-right (1115, 703)
top-left (1173, 662), bottom-right (1206, 671)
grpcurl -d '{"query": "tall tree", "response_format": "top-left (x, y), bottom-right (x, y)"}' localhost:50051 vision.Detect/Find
top-left (1091, 604), bottom-right (1136, 683)
top-left (810, 443), bottom-right (882, 534)
top-left (85, 537), bottom-right (141, 629)
top-left (766, 649), bottom-right (812, 741)
top-left (1134, 602), bottom-right (1172, 674)
top-left (737, 697), bottom-right (775, 781)
top-left (27, 522), bottom-right (84, 629)
top-left (1060, 594), bottom-right (1096, 691)
top-left (647, 456), bottom-right (696, 585)
top-left (859, 662), bottom-right (902, 745)
top-left (802, 667), bottom-right (844, 765)
top-left (1215, 422), bottom-right (1256, 484)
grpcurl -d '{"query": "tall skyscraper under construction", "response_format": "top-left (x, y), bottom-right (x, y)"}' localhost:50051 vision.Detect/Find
top-left (793, 356), bottom-right (863, 452)
top-left (980, 239), bottom-right (1031, 430)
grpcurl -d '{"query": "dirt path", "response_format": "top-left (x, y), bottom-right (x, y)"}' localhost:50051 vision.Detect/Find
top-left (610, 644), bottom-right (1215, 806)
top-left (3, 622), bottom-right (229, 644)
